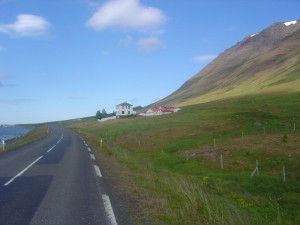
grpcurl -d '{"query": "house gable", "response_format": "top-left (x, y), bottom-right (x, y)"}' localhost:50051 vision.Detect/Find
top-left (116, 102), bottom-right (135, 118)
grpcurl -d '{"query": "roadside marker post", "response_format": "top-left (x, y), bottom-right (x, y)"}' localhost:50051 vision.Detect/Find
top-left (100, 139), bottom-right (103, 149)
top-left (2, 140), bottom-right (5, 152)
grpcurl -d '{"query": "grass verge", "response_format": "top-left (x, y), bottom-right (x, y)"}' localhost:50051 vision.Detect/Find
top-left (2, 125), bottom-right (50, 152)
top-left (69, 92), bottom-right (300, 224)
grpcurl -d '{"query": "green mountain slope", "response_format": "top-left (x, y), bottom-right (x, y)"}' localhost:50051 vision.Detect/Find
top-left (157, 20), bottom-right (300, 107)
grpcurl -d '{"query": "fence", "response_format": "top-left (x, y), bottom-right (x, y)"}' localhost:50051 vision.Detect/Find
top-left (184, 122), bottom-right (298, 182)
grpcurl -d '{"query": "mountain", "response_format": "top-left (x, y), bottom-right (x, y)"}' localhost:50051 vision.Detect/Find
top-left (157, 20), bottom-right (300, 107)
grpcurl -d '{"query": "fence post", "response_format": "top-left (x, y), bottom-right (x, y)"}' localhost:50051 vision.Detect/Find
top-left (294, 123), bottom-right (296, 132)
top-left (242, 131), bottom-right (244, 145)
top-left (263, 126), bottom-right (266, 135)
top-left (186, 152), bottom-right (189, 161)
top-left (251, 160), bottom-right (259, 177)
top-left (283, 166), bottom-right (286, 183)
top-left (220, 154), bottom-right (224, 169)
top-left (256, 160), bottom-right (259, 176)
top-left (214, 138), bottom-right (216, 149)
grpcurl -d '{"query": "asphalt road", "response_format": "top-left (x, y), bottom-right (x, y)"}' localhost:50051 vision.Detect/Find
top-left (0, 125), bottom-right (119, 225)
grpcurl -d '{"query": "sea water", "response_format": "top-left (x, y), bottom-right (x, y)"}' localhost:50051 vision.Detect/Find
top-left (0, 126), bottom-right (31, 141)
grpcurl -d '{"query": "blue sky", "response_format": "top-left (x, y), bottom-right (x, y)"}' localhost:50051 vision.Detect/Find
top-left (0, 0), bottom-right (299, 124)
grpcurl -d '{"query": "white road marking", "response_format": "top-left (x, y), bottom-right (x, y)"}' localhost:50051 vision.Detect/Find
top-left (56, 134), bottom-right (64, 145)
top-left (94, 165), bottom-right (102, 177)
top-left (47, 134), bottom-right (63, 153)
top-left (47, 145), bottom-right (56, 153)
top-left (85, 144), bottom-right (88, 147)
top-left (90, 154), bottom-right (96, 160)
top-left (88, 148), bottom-right (91, 152)
top-left (4, 156), bottom-right (43, 186)
top-left (102, 194), bottom-right (118, 225)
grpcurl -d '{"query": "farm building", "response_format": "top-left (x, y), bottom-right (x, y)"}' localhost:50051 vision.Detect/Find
top-left (145, 106), bottom-right (180, 116)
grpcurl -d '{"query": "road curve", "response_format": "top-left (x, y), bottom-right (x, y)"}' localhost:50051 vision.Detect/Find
top-left (0, 125), bottom-right (119, 225)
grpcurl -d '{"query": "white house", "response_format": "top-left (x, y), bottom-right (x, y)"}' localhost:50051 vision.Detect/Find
top-left (116, 102), bottom-right (136, 118)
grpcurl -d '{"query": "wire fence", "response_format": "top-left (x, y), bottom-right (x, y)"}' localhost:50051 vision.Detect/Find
top-left (184, 122), bottom-right (299, 181)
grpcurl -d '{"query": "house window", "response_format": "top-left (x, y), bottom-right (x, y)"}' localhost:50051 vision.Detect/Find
top-left (128, 111), bottom-right (130, 114)
top-left (122, 111), bottom-right (124, 114)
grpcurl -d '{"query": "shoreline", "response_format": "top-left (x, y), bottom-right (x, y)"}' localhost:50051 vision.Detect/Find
top-left (0, 137), bottom-right (21, 151)
top-left (0, 126), bottom-right (32, 147)
top-left (0, 125), bottom-right (49, 152)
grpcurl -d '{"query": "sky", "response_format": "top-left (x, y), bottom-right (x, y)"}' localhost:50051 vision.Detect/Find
top-left (0, 0), bottom-right (299, 124)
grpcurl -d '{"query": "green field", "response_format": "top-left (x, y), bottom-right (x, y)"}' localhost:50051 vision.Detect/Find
top-left (69, 92), bottom-right (300, 224)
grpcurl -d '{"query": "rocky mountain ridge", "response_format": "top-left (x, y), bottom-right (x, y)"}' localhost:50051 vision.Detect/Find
top-left (157, 19), bottom-right (300, 106)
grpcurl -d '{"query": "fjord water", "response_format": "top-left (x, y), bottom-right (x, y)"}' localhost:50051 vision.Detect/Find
top-left (0, 127), bottom-right (31, 141)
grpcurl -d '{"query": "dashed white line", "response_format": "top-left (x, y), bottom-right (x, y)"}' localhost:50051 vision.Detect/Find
top-left (94, 165), bottom-right (102, 177)
top-left (56, 134), bottom-right (64, 145)
top-left (87, 148), bottom-right (91, 152)
top-left (47, 145), bottom-right (56, 153)
top-left (4, 156), bottom-right (43, 186)
top-left (90, 154), bottom-right (96, 160)
top-left (102, 194), bottom-right (118, 225)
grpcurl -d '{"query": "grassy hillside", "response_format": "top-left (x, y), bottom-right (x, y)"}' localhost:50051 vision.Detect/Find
top-left (70, 92), bottom-right (300, 224)
top-left (157, 22), bottom-right (300, 107)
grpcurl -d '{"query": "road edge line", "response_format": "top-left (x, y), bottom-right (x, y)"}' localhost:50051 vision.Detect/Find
top-left (94, 165), bottom-right (102, 177)
top-left (102, 194), bottom-right (118, 225)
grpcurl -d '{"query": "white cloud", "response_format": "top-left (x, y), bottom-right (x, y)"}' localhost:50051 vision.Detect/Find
top-left (138, 37), bottom-right (165, 52)
top-left (0, 14), bottom-right (50, 37)
top-left (0, 45), bottom-right (5, 51)
top-left (86, 0), bottom-right (167, 32)
top-left (120, 35), bottom-right (133, 46)
top-left (87, 1), bottom-right (100, 8)
top-left (193, 54), bottom-right (218, 63)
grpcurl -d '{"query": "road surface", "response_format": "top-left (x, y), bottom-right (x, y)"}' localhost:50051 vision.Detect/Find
top-left (0, 125), bottom-right (120, 225)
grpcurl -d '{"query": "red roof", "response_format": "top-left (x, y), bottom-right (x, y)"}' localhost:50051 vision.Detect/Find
top-left (149, 106), bottom-right (178, 113)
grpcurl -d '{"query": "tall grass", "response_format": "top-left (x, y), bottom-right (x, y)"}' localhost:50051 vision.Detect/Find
top-left (71, 92), bottom-right (300, 224)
